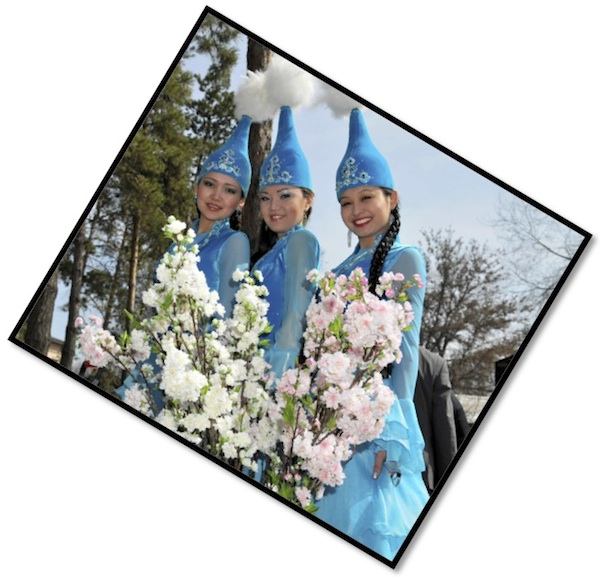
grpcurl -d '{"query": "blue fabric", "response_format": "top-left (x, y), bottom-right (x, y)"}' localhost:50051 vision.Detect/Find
top-left (197, 115), bottom-right (252, 196)
top-left (259, 106), bottom-right (313, 191)
top-left (115, 219), bottom-right (250, 414)
top-left (251, 225), bottom-right (321, 379)
top-left (313, 233), bottom-right (429, 561)
top-left (335, 108), bottom-right (395, 199)
top-left (247, 226), bottom-right (320, 483)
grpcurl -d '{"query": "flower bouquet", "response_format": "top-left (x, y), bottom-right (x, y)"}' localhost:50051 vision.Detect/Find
top-left (263, 267), bottom-right (422, 512)
top-left (77, 216), bottom-right (274, 474)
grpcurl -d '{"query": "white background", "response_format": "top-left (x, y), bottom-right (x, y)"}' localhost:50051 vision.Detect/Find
top-left (1, 1), bottom-right (598, 578)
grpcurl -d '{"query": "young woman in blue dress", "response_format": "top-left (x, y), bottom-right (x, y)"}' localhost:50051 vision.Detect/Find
top-left (116, 115), bottom-right (253, 413)
top-left (251, 106), bottom-right (321, 380)
top-left (314, 108), bottom-right (429, 561)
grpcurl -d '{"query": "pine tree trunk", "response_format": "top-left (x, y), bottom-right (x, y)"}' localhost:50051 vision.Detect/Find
top-left (242, 39), bottom-right (273, 254)
top-left (103, 230), bottom-right (128, 331)
top-left (24, 268), bottom-right (59, 356)
top-left (126, 213), bottom-right (141, 334)
top-left (60, 225), bottom-right (87, 370)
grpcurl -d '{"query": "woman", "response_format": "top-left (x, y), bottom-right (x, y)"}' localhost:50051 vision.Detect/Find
top-left (116, 115), bottom-right (253, 413)
top-left (251, 106), bottom-right (321, 380)
top-left (186, 114), bottom-right (252, 317)
top-left (314, 108), bottom-right (429, 561)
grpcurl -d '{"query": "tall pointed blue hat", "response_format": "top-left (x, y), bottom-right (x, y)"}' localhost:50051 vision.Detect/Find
top-left (196, 115), bottom-right (252, 197)
top-left (259, 106), bottom-right (313, 191)
top-left (335, 108), bottom-right (394, 199)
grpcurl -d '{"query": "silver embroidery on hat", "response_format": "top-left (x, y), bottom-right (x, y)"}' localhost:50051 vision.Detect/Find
top-left (259, 154), bottom-right (293, 189)
top-left (204, 149), bottom-right (242, 178)
top-left (336, 157), bottom-right (372, 193)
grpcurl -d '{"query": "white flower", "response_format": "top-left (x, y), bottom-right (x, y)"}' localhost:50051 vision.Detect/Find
top-left (164, 217), bottom-right (187, 235)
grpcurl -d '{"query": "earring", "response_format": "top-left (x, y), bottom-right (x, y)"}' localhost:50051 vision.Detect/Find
top-left (347, 229), bottom-right (352, 247)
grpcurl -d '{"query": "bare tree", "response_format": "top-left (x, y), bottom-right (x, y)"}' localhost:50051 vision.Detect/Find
top-left (419, 228), bottom-right (526, 394)
top-left (491, 195), bottom-right (584, 311)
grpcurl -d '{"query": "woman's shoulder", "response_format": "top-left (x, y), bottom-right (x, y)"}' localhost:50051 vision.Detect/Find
top-left (386, 242), bottom-right (426, 276)
top-left (286, 227), bottom-right (320, 248)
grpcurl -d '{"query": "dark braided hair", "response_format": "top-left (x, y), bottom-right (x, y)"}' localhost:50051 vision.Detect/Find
top-left (368, 200), bottom-right (401, 293)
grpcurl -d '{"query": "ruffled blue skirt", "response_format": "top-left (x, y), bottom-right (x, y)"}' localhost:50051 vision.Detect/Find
top-left (314, 397), bottom-right (429, 560)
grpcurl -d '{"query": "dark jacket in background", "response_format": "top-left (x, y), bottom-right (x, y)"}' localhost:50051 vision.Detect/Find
top-left (415, 346), bottom-right (465, 493)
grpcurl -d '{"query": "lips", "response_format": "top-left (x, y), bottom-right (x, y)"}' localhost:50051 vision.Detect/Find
top-left (353, 216), bottom-right (371, 228)
top-left (206, 204), bottom-right (222, 212)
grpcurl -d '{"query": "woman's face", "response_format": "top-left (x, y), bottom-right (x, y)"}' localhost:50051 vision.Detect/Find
top-left (196, 172), bottom-right (244, 232)
top-left (259, 185), bottom-right (312, 237)
top-left (339, 186), bottom-right (398, 248)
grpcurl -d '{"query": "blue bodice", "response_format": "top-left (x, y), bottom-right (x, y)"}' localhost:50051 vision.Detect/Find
top-left (251, 225), bottom-right (321, 378)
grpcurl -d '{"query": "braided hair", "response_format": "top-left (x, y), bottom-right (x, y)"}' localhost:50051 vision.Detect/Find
top-left (368, 196), bottom-right (401, 293)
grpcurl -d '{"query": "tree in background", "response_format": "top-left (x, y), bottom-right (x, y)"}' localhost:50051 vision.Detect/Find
top-left (48, 17), bottom-right (243, 381)
top-left (419, 228), bottom-right (525, 394)
top-left (491, 195), bottom-right (584, 313)
top-left (188, 14), bottom-right (240, 180)
top-left (241, 39), bottom-right (273, 254)
top-left (21, 269), bottom-right (59, 356)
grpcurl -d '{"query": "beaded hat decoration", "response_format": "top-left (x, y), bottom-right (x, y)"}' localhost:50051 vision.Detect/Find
top-left (259, 106), bottom-right (313, 191)
top-left (335, 108), bottom-right (394, 199)
top-left (196, 115), bottom-right (253, 197)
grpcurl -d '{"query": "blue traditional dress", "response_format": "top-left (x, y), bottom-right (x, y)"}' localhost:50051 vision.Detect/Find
top-left (115, 218), bottom-right (250, 413)
top-left (314, 232), bottom-right (429, 561)
top-left (251, 225), bottom-right (321, 379)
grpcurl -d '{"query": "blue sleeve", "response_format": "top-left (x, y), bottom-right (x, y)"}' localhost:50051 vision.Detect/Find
top-left (374, 246), bottom-right (428, 472)
top-left (217, 232), bottom-right (250, 317)
top-left (268, 229), bottom-right (320, 376)
top-left (387, 246), bottom-right (426, 400)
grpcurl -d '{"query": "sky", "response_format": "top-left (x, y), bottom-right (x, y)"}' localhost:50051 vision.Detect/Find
top-left (2, 2), bottom-right (598, 579)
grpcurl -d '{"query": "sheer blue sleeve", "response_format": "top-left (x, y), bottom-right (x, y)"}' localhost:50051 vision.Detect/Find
top-left (217, 232), bottom-right (250, 317)
top-left (374, 245), bottom-right (427, 472)
top-left (268, 229), bottom-right (320, 376)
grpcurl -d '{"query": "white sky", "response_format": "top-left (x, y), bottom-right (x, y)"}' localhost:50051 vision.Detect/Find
top-left (2, 2), bottom-right (598, 579)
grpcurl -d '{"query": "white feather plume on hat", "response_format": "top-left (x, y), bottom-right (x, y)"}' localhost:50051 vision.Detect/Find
top-left (317, 80), bottom-right (363, 118)
top-left (234, 69), bottom-right (277, 122)
top-left (234, 52), bottom-right (362, 122)
top-left (263, 54), bottom-right (316, 110)
top-left (235, 54), bottom-right (316, 121)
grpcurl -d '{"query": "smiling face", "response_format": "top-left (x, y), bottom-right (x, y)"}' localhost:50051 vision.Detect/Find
top-left (195, 172), bottom-right (244, 233)
top-left (339, 186), bottom-right (398, 248)
top-left (258, 185), bottom-right (312, 237)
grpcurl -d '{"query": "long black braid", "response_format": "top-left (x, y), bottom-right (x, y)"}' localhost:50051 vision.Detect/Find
top-left (369, 199), bottom-right (401, 380)
top-left (368, 202), bottom-right (401, 293)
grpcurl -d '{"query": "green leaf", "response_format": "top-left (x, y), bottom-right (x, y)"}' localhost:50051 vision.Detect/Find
top-left (282, 397), bottom-right (296, 426)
